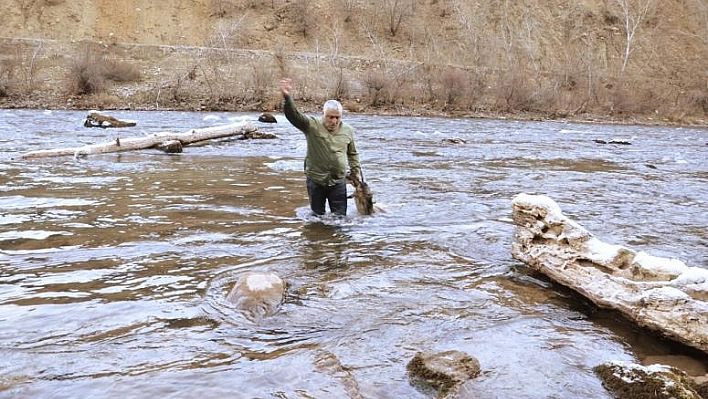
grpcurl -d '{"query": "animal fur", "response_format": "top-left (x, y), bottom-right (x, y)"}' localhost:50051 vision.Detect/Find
top-left (346, 173), bottom-right (374, 215)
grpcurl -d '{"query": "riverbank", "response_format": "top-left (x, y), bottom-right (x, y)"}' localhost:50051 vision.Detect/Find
top-left (1, 38), bottom-right (707, 129)
top-left (3, 93), bottom-right (706, 129)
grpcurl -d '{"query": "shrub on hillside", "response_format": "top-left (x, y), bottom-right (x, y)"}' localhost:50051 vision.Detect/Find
top-left (0, 58), bottom-right (20, 98)
top-left (68, 57), bottom-right (105, 95)
top-left (67, 50), bottom-right (141, 95)
top-left (440, 67), bottom-right (469, 109)
top-left (102, 59), bottom-right (141, 83)
top-left (686, 87), bottom-right (708, 116)
top-left (363, 70), bottom-right (388, 106)
top-left (0, 69), bottom-right (11, 98)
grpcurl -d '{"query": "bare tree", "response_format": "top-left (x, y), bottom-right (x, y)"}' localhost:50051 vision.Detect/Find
top-left (249, 64), bottom-right (275, 103)
top-left (690, 0), bottom-right (708, 45)
top-left (212, 12), bottom-right (251, 49)
top-left (17, 0), bottom-right (39, 23)
top-left (361, 12), bottom-right (387, 59)
top-left (364, 69), bottom-right (387, 105)
top-left (325, 18), bottom-right (344, 62)
top-left (452, 0), bottom-right (483, 66)
top-left (440, 67), bottom-right (468, 109)
top-left (293, 0), bottom-right (316, 37)
top-left (337, 0), bottom-right (358, 22)
top-left (613, 0), bottom-right (656, 76)
top-left (384, 0), bottom-right (411, 37)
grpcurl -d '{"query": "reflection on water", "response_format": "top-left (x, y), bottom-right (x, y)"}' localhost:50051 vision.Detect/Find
top-left (0, 109), bottom-right (706, 398)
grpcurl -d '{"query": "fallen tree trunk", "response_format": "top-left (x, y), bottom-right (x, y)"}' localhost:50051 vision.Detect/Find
top-left (511, 193), bottom-right (708, 354)
top-left (18, 121), bottom-right (257, 160)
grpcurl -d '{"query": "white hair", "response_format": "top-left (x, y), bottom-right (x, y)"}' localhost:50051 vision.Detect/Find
top-left (323, 99), bottom-right (343, 114)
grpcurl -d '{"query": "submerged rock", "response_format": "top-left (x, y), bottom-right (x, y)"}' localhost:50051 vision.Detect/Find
top-left (227, 272), bottom-right (284, 321)
top-left (442, 137), bottom-right (466, 144)
top-left (313, 349), bottom-right (364, 399)
top-left (510, 193), bottom-right (708, 354)
top-left (407, 350), bottom-right (481, 398)
top-left (594, 361), bottom-right (703, 399)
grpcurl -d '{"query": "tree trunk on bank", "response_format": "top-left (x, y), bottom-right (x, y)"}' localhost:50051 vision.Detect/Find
top-left (18, 121), bottom-right (257, 160)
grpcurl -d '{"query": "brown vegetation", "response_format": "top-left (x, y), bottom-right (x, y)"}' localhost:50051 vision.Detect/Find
top-left (67, 46), bottom-right (141, 95)
top-left (0, 0), bottom-right (706, 125)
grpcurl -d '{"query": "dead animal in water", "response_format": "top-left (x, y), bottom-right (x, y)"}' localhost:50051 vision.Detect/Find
top-left (83, 110), bottom-right (137, 128)
top-left (346, 172), bottom-right (375, 215)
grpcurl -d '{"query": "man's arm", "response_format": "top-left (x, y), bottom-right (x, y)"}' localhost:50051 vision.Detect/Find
top-left (279, 78), bottom-right (310, 132)
top-left (347, 136), bottom-right (361, 180)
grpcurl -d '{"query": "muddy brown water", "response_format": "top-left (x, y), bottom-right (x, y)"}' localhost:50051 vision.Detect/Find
top-left (0, 110), bottom-right (706, 398)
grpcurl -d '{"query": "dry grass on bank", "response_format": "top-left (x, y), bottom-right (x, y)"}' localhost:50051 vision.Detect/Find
top-left (0, 37), bottom-right (706, 127)
top-left (0, 0), bottom-right (707, 125)
top-left (66, 48), bottom-right (141, 95)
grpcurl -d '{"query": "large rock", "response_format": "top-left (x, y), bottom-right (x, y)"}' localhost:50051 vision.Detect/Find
top-left (511, 193), bottom-right (708, 354)
top-left (407, 350), bottom-right (481, 398)
top-left (594, 361), bottom-right (703, 399)
top-left (257, 112), bottom-right (277, 123)
top-left (227, 272), bottom-right (285, 321)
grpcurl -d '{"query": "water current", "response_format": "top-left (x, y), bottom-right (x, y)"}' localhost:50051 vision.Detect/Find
top-left (0, 109), bottom-right (706, 398)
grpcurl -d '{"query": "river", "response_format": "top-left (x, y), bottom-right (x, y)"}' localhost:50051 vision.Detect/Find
top-left (0, 109), bottom-right (706, 398)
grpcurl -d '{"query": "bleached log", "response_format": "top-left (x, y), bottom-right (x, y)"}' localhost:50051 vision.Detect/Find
top-left (19, 121), bottom-right (257, 160)
top-left (511, 193), bottom-right (708, 354)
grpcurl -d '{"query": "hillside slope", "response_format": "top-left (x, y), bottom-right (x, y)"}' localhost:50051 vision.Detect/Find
top-left (1, 0), bottom-right (707, 124)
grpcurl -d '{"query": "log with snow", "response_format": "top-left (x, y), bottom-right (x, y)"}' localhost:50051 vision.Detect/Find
top-left (18, 121), bottom-right (259, 159)
top-left (511, 193), bottom-right (708, 354)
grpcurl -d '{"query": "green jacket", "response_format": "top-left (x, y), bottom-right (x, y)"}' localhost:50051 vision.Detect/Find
top-left (283, 95), bottom-right (361, 186)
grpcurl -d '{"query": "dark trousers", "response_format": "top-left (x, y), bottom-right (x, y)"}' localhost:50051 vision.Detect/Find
top-left (306, 177), bottom-right (347, 216)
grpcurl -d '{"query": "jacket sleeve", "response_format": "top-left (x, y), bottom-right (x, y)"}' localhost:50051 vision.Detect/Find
top-left (347, 133), bottom-right (361, 178)
top-left (283, 95), bottom-right (311, 132)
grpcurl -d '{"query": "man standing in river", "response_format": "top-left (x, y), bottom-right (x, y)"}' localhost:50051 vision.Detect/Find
top-left (279, 77), bottom-right (361, 216)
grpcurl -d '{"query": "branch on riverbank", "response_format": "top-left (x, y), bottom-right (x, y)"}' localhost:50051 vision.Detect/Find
top-left (17, 121), bottom-right (263, 160)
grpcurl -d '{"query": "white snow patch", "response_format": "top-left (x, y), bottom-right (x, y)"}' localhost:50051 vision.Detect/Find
top-left (245, 273), bottom-right (282, 291)
top-left (633, 251), bottom-right (687, 277)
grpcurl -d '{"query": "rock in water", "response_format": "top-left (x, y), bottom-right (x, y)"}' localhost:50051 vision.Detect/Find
top-left (227, 272), bottom-right (284, 321)
top-left (258, 112), bottom-right (277, 123)
top-left (313, 350), bottom-right (364, 399)
top-left (594, 361), bottom-right (703, 399)
top-left (407, 350), bottom-right (481, 398)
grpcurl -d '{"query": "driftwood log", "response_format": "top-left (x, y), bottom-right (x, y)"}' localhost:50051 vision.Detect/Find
top-left (19, 121), bottom-right (259, 160)
top-left (511, 193), bottom-right (708, 354)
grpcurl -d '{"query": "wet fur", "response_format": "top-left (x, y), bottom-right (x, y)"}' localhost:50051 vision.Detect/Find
top-left (346, 174), bottom-right (374, 215)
